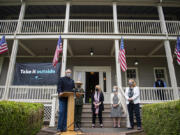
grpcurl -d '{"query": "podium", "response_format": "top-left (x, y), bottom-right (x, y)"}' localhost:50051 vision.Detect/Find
top-left (60, 92), bottom-right (84, 135)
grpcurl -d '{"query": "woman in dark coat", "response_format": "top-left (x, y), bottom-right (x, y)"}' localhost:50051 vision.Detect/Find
top-left (91, 85), bottom-right (104, 128)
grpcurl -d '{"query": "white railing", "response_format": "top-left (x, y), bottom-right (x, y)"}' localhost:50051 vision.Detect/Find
top-left (103, 87), bottom-right (175, 104)
top-left (0, 20), bottom-right (18, 34)
top-left (166, 21), bottom-right (180, 36)
top-left (1, 19), bottom-right (180, 36)
top-left (0, 86), bottom-right (5, 100)
top-left (69, 19), bottom-right (114, 34)
top-left (20, 19), bottom-right (65, 34)
top-left (8, 85), bottom-right (57, 102)
top-left (118, 20), bottom-right (162, 35)
top-left (139, 87), bottom-right (175, 103)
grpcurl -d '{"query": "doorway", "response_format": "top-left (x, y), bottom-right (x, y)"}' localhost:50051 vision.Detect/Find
top-left (85, 72), bottom-right (99, 103)
top-left (73, 66), bottom-right (112, 103)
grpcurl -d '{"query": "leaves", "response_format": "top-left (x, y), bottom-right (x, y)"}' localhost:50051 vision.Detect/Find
top-left (0, 101), bottom-right (44, 135)
top-left (142, 100), bottom-right (180, 135)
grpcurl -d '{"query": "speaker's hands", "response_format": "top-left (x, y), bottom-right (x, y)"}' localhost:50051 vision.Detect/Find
top-left (59, 92), bottom-right (63, 97)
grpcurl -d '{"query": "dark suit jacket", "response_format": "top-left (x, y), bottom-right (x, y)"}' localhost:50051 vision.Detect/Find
top-left (91, 91), bottom-right (104, 112)
top-left (57, 76), bottom-right (75, 100)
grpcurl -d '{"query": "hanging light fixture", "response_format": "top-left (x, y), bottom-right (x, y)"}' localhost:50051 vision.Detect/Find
top-left (90, 48), bottom-right (94, 56)
top-left (134, 48), bottom-right (139, 66)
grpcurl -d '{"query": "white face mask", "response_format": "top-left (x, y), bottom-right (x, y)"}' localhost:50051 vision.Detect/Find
top-left (113, 89), bottom-right (117, 92)
top-left (66, 73), bottom-right (71, 78)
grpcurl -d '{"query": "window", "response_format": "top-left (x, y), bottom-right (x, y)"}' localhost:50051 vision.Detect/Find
top-left (125, 68), bottom-right (139, 86)
top-left (154, 68), bottom-right (168, 86)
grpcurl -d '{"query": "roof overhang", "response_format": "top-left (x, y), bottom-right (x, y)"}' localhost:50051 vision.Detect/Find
top-left (0, 0), bottom-right (180, 7)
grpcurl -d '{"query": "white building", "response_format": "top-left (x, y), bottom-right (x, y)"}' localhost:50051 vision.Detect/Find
top-left (0, 0), bottom-right (180, 126)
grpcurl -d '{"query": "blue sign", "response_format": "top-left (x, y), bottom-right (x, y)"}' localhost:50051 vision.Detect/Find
top-left (13, 63), bottom-right (60, 85)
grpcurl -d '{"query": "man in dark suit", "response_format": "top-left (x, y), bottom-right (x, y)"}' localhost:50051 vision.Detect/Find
top-left (57, 69), bottom-right (75, 133)
top-left (154, 78), bottom-right (167, 100)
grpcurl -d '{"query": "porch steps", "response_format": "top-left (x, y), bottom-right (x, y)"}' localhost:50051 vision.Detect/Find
top-left (81, 104), bottom-right (127, 128)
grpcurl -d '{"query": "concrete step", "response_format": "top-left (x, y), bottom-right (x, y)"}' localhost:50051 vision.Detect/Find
top-left (81, 116), bottom-right (126, 122)
top-left (81, 121), bottom-right (127, 128)
top-left (82, 112), bottom-right (112, 117)
top-left (83, 104), bottom-right (112, 109)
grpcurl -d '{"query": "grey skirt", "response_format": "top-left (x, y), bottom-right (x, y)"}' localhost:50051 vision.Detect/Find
top-left (110, 105), bottom-right (122, 118)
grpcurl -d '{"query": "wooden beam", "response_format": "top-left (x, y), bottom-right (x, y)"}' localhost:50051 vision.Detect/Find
top-left (110, 43), bottom-right (115, 56)
top-left (148, 42), bottom-right (164, 56)
top-left (19, 41), bottom-right (36, 56)
top-left (5, 55), bottom-right (167, 58)
top-left (67, 43), bottom-right (74, 56)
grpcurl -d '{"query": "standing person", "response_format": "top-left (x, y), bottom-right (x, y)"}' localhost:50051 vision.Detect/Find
top-left (91, 85), bottom-right (104, 128)
top-left (75, 81), bottom-right (84, 128)
top-left (110, 86), bottom-right (122, 128)
top-left (125, 79), bottom-right (141, 130)
top-left (57, 69), bottom-right (75, 133)
top-left (154, 78), bottom-right (166, 100)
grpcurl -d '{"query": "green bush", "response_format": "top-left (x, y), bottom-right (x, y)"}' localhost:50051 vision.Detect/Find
top-left (0, 101), bottom-right (44, 135)
top-left (142, 100), bottom-right (180, 135)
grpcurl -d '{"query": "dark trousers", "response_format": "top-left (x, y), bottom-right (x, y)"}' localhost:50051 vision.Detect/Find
top-left (57, 99), bottom-right (67, 131)
top-left (127, 103), bottom-right (141, 128)
top-left (92, 110), bottom-right (103, 124)
top-left (75, 105), bottom-right (83, 127)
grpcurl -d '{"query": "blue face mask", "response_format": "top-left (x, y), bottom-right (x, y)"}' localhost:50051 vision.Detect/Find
top-left (66, 73), bottom-right (71, 78)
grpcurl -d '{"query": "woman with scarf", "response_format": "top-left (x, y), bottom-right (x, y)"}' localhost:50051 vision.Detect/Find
top-left (91, 85), bottom-right (104, 128)
top-left (125, 79), bottom-right (141, 130)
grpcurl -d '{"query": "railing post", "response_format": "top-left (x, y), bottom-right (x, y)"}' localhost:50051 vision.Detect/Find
top-left (49, 94), bottom-right (58, 127)
top-left (157, 6), bottom-right (179, 100)
top-left (3, 1), bottom-right (26, 100)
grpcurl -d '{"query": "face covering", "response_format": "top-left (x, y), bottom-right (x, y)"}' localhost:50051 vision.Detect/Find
top-left (66, 73), bottom-right (71, 78)
top-left (113, 89), bottom-right (117, 92)
top-left (129, 82), bottom-right (133, 86)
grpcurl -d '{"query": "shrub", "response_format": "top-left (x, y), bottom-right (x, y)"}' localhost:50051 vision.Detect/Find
top-left (0, 101), bottom-right (44, 135)
top-left (142, 100), bottom-right (180, 135)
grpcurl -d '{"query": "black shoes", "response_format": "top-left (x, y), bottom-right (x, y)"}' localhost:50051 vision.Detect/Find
top-left (128, 127), bottom-right (134, 130)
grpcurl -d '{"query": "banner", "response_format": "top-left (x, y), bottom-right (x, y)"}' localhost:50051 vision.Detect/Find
top-left (13, 63), bottom-right (60, 85)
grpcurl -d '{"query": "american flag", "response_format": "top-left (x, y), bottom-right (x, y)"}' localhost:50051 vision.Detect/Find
top-left (52, 35), bottom-right (63, 67)
top-left (0, 36), bottom-right (8, 54)
top-left (118, 38), bottom-right (127, 72)
top-left (175, 36), bottom-right (180, 65)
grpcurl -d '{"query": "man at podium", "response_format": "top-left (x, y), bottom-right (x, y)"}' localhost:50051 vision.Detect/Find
top-left (57, 69), bottom-right (75, 133)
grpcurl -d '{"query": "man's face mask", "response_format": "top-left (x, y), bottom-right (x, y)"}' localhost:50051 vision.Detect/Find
top-left (66, 73), bottom-right (71, 77)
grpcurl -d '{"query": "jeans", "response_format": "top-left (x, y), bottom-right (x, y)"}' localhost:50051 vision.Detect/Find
top-left (127, 103), bottom-right (141, 128)
top-left (57, 99), bottom-right (67, 131)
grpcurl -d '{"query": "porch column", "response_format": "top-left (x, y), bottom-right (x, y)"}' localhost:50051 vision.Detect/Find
top-left (61, 1), bottom-right (70, 77)
top-left (113, 2), bottom-right (122, 88)
top-left (2, 1), bottom-right (26, 100)
top-left (157, 6), bottom-right (179, 99)
top-left (61, 39), bottom-right (68, 77)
